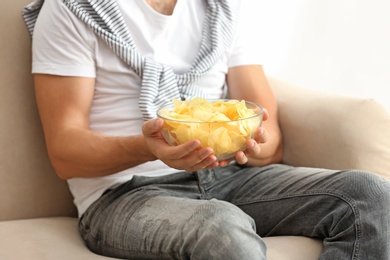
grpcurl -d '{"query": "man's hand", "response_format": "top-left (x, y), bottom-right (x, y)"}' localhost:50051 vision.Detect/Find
top-left (234, 126), bottom-right (269, 165)
top-left (142, 118), bottom-right (219, 171)
top-left (226, 65), bottom-right (283, 166)
top-left (217, 108), bottom-right (270, 167)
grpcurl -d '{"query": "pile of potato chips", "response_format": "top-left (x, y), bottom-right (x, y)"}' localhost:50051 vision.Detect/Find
top-left (158, 98), bottom-right (262, 159)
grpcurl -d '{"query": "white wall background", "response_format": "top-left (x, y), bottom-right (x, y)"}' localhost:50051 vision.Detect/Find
top-left (250, 0), bottom-right (390, 111)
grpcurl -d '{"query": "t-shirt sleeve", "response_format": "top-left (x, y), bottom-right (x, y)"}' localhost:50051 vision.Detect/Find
top-left (227, 0), bottom-right (263, 68)
top-left (32, 0), bottom-right (96, 77)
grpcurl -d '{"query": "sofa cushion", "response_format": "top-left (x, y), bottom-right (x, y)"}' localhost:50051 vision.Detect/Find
top-left (0, 217), bottom-right (323, 260)
top-left (269, 77), bottom-right (390, 181)
top-left (0, 217), bottom-right (114, 260)
top-left (265, 236), bottom-right (323, 260)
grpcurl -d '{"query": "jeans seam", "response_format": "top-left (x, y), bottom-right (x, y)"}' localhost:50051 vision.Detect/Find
top-left (232, 190), bottom-right (361, 260)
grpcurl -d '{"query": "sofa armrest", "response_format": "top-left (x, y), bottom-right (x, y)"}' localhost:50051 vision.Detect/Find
top-left (269, 77), bottom-right (390, 181)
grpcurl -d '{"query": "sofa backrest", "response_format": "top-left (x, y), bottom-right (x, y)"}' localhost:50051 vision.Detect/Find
top-left (0, 0), bottom-right (77, 221)
top-left (270, 77), bottom-right (390, 181)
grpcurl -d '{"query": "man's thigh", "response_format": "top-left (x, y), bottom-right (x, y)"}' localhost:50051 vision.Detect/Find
top-left (79, 183), bottom-right (266, 259)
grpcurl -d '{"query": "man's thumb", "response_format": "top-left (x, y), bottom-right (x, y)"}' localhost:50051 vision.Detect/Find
top-left (142, 118), bottom-right (164, 136)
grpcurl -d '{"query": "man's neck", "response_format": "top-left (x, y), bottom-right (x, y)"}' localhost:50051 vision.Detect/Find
top-left (145, 0), bottom-right (178, 15)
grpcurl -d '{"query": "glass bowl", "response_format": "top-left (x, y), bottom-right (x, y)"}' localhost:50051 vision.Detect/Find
top-left (157, 99), bottom-right (263, 160)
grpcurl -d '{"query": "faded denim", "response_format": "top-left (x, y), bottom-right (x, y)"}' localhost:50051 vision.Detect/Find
top-left (79, 164), bottom-right (390, 260)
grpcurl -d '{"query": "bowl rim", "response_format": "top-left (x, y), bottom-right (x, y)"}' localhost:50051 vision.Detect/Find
top-left (156, 99), bottom-right (264, 124)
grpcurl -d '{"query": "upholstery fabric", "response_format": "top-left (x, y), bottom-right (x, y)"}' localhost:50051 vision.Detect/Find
top-left (270, 77), bottom-right (390, 181)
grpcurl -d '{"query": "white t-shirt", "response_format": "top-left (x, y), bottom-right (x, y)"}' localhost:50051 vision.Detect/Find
top-left (32, 0), bottom-right (262, 217)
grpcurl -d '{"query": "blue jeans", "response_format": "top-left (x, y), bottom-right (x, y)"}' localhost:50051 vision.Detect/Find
top-left (78, 164), bottom-right (390, 259)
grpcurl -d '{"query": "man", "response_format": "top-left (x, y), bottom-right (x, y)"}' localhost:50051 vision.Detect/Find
top-left (24, 0), bottom-right (390, 259)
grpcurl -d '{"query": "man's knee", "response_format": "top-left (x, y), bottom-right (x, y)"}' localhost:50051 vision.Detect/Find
top-left (335, 170), bottom-right (390, 202)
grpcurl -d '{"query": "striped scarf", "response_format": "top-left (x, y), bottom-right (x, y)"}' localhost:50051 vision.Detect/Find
top-left (23, 0), bottom-right (239, 120)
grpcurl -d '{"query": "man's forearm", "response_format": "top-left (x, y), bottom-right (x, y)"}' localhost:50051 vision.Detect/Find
top-left (47, 127), bottom-right (156, 180)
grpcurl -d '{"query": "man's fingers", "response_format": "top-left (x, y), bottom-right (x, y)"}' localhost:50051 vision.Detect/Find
top-left (262, 108), bottom-right (269, 121)
top-left (166, 144), bottom-right (218, 171)
top-left (255, 127), bottom-right (268, 144)
top-left (142, 118), bottom-right (164, 137)
top-left (177, 140), bottom-right (202, 158)
top-left (234, 151), bottom-right (248, 165)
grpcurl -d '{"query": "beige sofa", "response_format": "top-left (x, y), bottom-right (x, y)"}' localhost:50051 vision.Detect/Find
top-left (1, 0), bottom-right (390, 259)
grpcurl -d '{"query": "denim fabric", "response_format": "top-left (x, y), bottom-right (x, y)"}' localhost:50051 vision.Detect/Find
top-left (79, 164), bottom-right (390, 260)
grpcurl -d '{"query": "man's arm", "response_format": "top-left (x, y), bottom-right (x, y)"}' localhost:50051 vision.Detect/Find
top-left (34, 74), bottom-right (218, 180)
top-left (226, 65), bottom-right (283, 166)
top-left (34, 74), bottom-right (157, 179)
